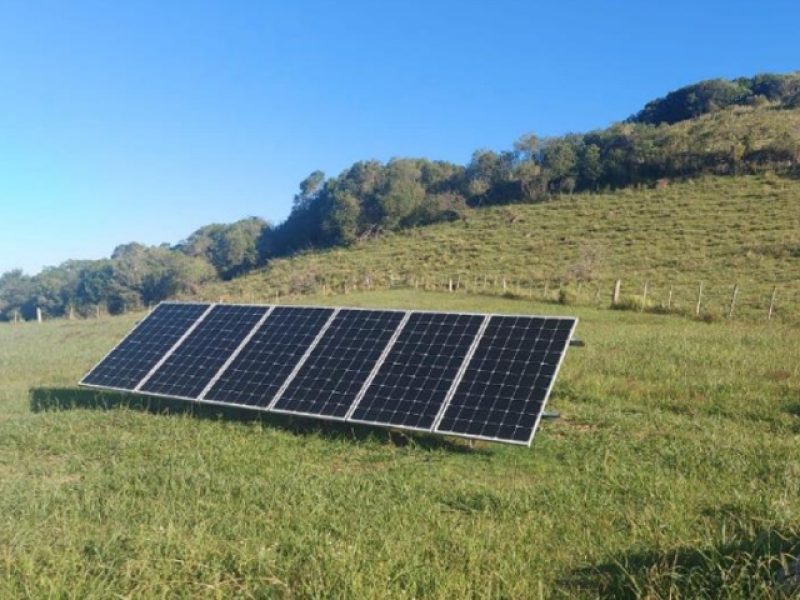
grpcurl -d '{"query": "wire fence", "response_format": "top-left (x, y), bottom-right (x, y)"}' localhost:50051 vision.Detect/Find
top-left (210, 269), bottom-right (799, 326)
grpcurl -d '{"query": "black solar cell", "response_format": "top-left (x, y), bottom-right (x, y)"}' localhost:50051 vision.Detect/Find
top-left (139, 305), bottom-right (269, 398)
top-left (81, 303), bottom-right (210, 390)
top-left (349, 312), bottom-right (484, 430)
top-left (435, 316), bottom-right (576, 444)
top-left (271, 309), bottom-right (405, 419)
top-left (204, 306), bottom-right (334, 407)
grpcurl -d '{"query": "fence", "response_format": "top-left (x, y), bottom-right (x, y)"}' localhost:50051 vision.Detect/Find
top-left (211, 270), bottom-right (799, 325)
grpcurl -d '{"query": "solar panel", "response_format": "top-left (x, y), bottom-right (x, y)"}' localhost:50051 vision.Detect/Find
top-left (80, 302), bottom-right (210, 391)
top-left (79, 302), bottom-right (576, 446)
top-left (270, 309), bottom-right (405, 419)
top-left (139, 304), bottom-right (270, 399)
top-left (348, 312), bottom-right (485, 431)
top-left (434, 315), bottom-right (576, 445)
top-left (203, 306), bottom-right (335, 408)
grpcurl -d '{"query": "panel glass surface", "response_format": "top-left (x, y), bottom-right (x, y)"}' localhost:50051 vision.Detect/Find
top-left (350, 312), bottom-right (483, 430)
top-left (81, 303), bottom-right (210, 390)
top-left (436, 316), bottom-right (575, 443)
top-left (204, 306), bottom-right (335, 407)
top-left (272, 309), bottom-right (404, 418)
top-left (140, 304), bottom-right (269, 398)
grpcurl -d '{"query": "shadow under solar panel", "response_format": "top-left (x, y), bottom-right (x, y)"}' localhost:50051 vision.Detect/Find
top-left (80, 302), bottom-right (210, 391)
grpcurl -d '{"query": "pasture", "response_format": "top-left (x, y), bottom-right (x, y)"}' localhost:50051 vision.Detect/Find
top-left (1, 289), bottom-right (799, 598)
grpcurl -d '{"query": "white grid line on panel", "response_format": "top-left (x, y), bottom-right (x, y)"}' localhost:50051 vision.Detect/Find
top-left (133, 303), bottom-right (216, 392)
top-left (265, 307), bottom-right (341, 410)
top-left (345, 313), bottom-right (484, 430)
top-left (78, 302), bottom-right (165, 386)
top-left (196, 306), bottom-right (276, 401)
top-left (268, 309), bottom-right (404, 420)
top-left (522, 317), bottom-right (577, 447)
top-left (344, 311), bottom-right (411, 421)
top-left (430, 315), bottom-right (491, 432)
top-left (433, 316), bottom-right (577, 445)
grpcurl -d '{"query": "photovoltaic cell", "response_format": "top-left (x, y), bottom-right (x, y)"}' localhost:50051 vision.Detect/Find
top-left (139, 304), bottom-right (269, 398)
top-left (435, 316), bottom-right (576, 444)
top-left (81, 303), bottom-right (210, 390)
top-left (271, 309), bottom-right (405, 419)
top-left (204, 306), bottom-right (335, 408)
top-left (350, 312), bottom-right (484, 430)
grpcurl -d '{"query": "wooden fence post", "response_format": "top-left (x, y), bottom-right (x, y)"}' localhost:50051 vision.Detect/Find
top-left (728, 284), bottom-right (739, 318)
top-left (695, 282), bottom-right (703, 316)
top-left (502, 278), bottom-right (507, 294)
top-left (612, 279), bottom-right (621, 305)
top-left (768, 286), bottom-right (777, 320)
top-left (641, 281), bottom-right (648, 311)
top-left (36, 307), bottom-right (42, 324)
top-left (448, 278), bottom-right (453, 293)
top-left (667, 285), bottom-right (673, 311)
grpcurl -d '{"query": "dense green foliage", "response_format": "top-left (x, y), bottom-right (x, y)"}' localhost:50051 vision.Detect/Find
top-left (2, 72), bottom-right (799, 320)
top-left (2, 291), bottom-right (799, 597)
top-left (631, 72), bottom-right (800, 125)
top-left (0, 219), bottom-right (267, 320)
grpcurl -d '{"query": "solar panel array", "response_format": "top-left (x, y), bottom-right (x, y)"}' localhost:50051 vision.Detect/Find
top-left (80, 302), bottom-right (577, 446)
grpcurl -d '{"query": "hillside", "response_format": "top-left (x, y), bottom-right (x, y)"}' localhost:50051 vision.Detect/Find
top-left (3, 73), bottom-right (800, 321)
top-left (205, 175), bottom-right (800, 322)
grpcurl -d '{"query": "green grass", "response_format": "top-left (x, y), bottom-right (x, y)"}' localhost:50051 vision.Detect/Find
top-left (1, 289), bottom-right (799, 598)
top-left (204, 175), bottom-right (800, 323)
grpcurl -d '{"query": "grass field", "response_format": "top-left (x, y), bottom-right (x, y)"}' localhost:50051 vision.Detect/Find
top-left (1, 289), bottom-right (799, 598)
top-left (205, 175), bottom-right (800, 324)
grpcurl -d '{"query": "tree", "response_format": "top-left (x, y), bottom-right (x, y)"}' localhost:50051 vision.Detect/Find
top-left (294, 170), bottom-right (325, 209)
top-left (579, 144), bottom-right (603, 189)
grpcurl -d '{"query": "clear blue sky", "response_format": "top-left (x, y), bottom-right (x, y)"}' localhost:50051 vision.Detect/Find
top-left (1, 0), bottom-right (798, 275)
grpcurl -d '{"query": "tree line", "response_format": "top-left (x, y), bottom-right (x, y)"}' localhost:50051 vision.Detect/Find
top-left (3, 72), bottom-right (800, 320)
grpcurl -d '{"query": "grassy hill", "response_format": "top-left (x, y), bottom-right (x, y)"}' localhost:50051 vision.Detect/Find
top-left (2, 290), bottom-right (799, 598)
top-left (205, 175), bottom-right (800, 323)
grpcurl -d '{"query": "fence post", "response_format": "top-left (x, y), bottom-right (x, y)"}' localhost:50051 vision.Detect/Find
top-left (96, 305), bottom-right (100, 319)
top-left (612, 279), bottom-right (621, 305)
top-left (667, 285), bottom-right (673, 311)
top-left (768, 286), bottom-right (777, 320)
top-left (728, 284), bottom-right (739, 318)
top-left (448, 278), bottom-right (453, 293)
top-left (502, 278), bottom-right (507, 294)
top-left (641, 281), bottom-right (648, 311)
top-left (695, 282), bottom-right (703, 316)
top-left (36, 307), bottom-right (42, 324)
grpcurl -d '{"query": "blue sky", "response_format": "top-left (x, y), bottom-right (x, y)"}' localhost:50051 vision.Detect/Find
top-left (1, 0), bottom-right (798, 275)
